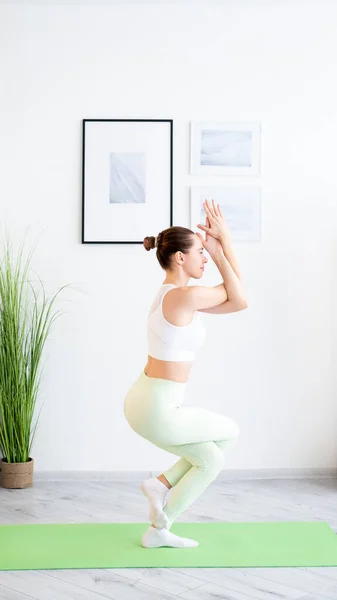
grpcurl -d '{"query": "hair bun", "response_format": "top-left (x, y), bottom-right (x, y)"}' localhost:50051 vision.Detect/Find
top-left (143, 236), bottom-right (156, 251)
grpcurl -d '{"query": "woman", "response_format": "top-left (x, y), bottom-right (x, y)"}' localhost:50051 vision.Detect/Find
top-left (123, 199), bottom-right (248, 548)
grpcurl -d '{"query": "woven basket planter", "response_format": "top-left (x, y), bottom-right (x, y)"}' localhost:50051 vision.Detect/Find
top-left (0, 457), bottom-right (34, 489)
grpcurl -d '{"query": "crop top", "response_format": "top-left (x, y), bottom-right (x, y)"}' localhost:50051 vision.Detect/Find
top-left (147, 284), bottom-right (207, 362)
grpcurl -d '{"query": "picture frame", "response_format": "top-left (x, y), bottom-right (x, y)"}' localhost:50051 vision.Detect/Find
top-left (82, 119), bottom-right (173, 243)
top-left (190, 186), bottom-right (262, 242)
top-left (190, 121), bottom-right (261, 175)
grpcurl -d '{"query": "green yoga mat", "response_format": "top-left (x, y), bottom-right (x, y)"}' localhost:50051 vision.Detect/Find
top-left (1, 521), bottom-right (336, 570)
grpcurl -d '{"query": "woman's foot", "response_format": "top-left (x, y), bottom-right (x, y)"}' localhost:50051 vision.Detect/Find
top-left (141, 525), bottom-right (199, 548)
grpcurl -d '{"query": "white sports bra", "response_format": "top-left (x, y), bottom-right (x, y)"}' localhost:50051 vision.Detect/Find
top-left (147, 284), bottom-right (207, 362)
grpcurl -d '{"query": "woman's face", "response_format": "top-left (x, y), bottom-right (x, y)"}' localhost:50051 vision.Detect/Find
top-left (185, 235), bottom-right (208, 278)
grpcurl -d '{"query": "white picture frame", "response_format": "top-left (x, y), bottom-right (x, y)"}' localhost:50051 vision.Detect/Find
top-left (190, 186), bottom-right (262, 242)
top-left (190, 121), bottom-right (261, 175)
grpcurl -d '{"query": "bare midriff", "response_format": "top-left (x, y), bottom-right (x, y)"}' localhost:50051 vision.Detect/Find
top-left (144, 355), bottom-right (193, 383)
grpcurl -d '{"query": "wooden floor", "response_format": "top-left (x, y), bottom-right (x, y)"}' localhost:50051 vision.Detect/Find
top-left (0, 475), bottom-right (337, 599)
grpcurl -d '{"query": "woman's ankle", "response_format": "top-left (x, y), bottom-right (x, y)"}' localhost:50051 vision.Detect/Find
top-left (156, 475), bottom-right (172, 490)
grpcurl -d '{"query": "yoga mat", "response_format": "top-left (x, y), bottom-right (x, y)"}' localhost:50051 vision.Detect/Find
top-left (1, 521), bottom-right (336, 570)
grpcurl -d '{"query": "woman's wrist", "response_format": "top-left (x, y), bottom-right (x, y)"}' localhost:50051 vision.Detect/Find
top-left (210, 248), bottom-right (224, 264)
top-left (219, 233), bottom-right (232, 252)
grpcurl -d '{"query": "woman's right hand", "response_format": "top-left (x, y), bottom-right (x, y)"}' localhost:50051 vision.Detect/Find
top-left (197, 199), bottom-right (232, 245)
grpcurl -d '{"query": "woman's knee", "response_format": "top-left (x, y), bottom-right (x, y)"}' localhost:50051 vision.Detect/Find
top-left (196, 443), bottom-right (225, 474)
top-left (216, 421), bottom-right (240, 453)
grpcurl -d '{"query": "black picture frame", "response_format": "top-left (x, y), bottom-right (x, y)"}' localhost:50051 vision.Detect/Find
top-left (82, 119), bottom-right (173, 244)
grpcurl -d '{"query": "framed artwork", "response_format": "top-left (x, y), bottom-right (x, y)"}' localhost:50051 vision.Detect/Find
top-left (82, 119), bottom-right (173, 243)
top-left (190, 186), bottom-right (262, 242)
top-left (190, 121), bottom-right (261, 175)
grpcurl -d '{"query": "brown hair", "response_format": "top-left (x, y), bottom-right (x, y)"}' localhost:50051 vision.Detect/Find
top-left (143, 226), bottom-right (195, 270)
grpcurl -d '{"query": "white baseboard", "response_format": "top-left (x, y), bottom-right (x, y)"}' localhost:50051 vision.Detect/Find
top-left (32, 467), bottom-right (337, 482)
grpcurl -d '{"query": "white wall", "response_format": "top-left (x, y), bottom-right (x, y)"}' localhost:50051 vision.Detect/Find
top-left (0, 1), bottom-right (336, 473)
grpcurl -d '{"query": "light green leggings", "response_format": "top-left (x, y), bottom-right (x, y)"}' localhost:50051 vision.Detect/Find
top-left (123, 370), bottom-right (240, 530)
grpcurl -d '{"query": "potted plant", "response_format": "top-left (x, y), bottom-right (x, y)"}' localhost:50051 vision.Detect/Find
top-left (0, 229), bottom-right (70, 488)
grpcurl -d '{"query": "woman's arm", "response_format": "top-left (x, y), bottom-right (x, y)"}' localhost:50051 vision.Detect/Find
top-left (219, 235), bottom-right (242, 281)
top-left (198, 246), bottom-right (248, 314)
top-left (196, 199), bottom-right (247, 313)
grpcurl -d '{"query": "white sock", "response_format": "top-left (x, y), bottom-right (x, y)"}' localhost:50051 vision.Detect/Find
top-left (141, 477), bottom-right (170, 528)
top-left (141, 526), bottom-right (199, 548)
